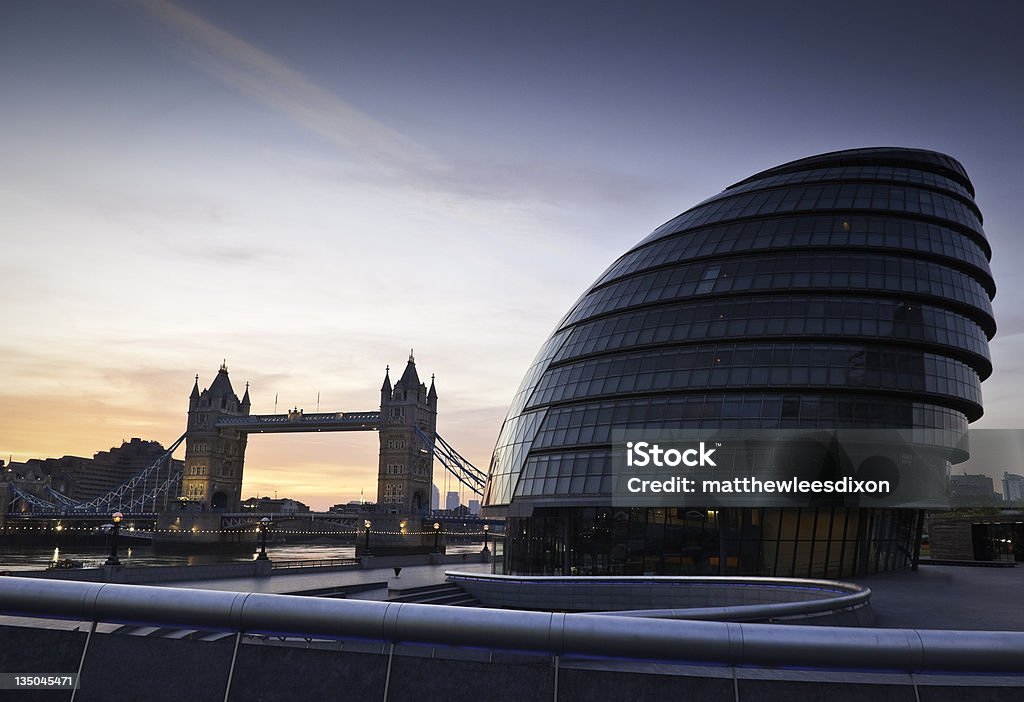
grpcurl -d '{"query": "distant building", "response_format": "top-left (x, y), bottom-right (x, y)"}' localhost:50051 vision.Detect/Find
top-left (84, 438), bottom-right (175, 500)
top-left (431, 484), bottom-right (440, 511)
top-left (1003, 472), bottom-right (1024, 503)
top-left (468, 499), bottom-right (481, 515)
top-left (445, 491), bottom-right (459, 511)
top-left (0, 470), bottom-right (10, 528)
top-left (926, 512), bottom-right (1022, 562)
top-left (9, 454), bottom-right (89, 498)
top-left (5, 438), bottom-right (181, 504)
top-left (949, 474), bottom-right (997, 507)
top-left (240, 496), bottom-right (310, 514)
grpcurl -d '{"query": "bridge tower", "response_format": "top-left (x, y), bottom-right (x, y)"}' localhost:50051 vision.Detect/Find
top-left (182, 362), bottom-right (250, 512)
top-left (377, 352), bottom-right (436, 516)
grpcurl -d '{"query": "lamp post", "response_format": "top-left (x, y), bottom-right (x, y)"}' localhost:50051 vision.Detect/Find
top-left (105, 511), bottom-right (123, 566)
top-left (363, 519), bottom-right (372, 556)
top-left (433, 521), bottom-right (441, 553)
top-left (52, 523), bottom-right (64, 567)
top-left (256, 517), bottom-right (270, 560)
top-left (482, 523), bottom-right (490, 554)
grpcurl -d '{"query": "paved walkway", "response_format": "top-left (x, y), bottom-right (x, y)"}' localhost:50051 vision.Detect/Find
top-left (164, 561), bottom-right (491, 600)
top-left (171, 561), bottom-right (1023, 631)
top-left (0, 562), bottom-right (490, 631)
top-left (2, 562), bottom-right (1018, 632)
top-left (852, 564), bottom-right (1023, 631)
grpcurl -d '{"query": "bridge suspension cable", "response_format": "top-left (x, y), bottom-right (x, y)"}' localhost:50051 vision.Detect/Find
top-left (414, 426), bottom-right (486, 497)
top-left (8, 484), bottom-right (58, 511)
top-left (9, 433), bottom-right (188, 515)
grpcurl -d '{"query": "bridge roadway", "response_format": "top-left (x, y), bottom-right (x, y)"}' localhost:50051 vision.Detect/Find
top-left (215, 410), bottom-right (380, 433)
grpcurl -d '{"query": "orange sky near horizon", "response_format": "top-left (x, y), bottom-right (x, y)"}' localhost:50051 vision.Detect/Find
top-left (0, 359), bottom-right (512, 511)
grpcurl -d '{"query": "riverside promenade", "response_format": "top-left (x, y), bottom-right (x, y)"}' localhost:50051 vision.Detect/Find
top-left (2, 560), bottom-right (1022, 702)
top-left (165, 560), bottom-right (490, 599)
top-left (851, 563), bottom-right (1024, 631)
top-left (167, 561), bottom-right (1023, 631)
top-left (0, 554), bottom-right (489, 632)
top-left (1, 557), bottom-right (1018, 631)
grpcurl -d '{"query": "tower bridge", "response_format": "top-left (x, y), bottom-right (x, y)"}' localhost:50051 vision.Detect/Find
top-left (4, 353), bottom-right (488, 539)
top-left (181, 353), bottom-right (444, 515)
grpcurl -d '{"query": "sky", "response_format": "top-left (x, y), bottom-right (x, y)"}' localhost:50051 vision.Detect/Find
top-left (1, 1), bottom-right (1022, 510)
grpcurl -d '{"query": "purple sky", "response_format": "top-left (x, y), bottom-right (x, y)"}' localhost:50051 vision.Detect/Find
top-left (1, 1), bottom-right (1022, 508)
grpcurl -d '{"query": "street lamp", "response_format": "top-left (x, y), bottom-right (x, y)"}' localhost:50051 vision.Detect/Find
top-left (482, 523), bottom-right (490, 554)
top-left (433, 521), bottom-right (441, 553)
top-left (363, 519), bottom-right (372, 556)
top-left (256, 517), bottom-right (271, 560)
top-left (105, 511), bottom-right (123, 566)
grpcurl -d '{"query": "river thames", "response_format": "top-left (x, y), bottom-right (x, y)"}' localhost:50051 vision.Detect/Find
top-left (0, 540), bottom-right (487, 572)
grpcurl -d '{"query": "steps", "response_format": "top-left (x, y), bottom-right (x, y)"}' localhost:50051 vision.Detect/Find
top-left (387, 583), bottom-right (478, 607)
top-left (283, 581), bottom-right (388, 598)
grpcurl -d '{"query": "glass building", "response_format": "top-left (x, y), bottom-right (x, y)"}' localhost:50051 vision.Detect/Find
top-left (483, 147), bottom-right (995, 578)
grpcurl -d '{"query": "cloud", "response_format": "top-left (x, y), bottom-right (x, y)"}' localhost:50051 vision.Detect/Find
top-left (129, 1), bottom-right (667, 214)
top-left (132, 0), bottom-right (436, 177)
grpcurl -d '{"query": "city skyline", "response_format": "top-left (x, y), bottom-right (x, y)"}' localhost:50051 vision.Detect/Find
top-left (2, 1), bottom-right (1023, 510)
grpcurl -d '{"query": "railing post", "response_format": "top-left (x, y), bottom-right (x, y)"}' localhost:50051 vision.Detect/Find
top-left (222, 631), bottom-right (242, 702)
top-left (69, 620), bottom-right (96, 702)
top-left (552, 654), bottom-right (559, 702)
top-left (382, 642), bottom-right (395, 702)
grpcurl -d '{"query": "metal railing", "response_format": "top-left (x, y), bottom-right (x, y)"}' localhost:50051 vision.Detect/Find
top-left (1, 576), bottom-right (1023, 674)
top-left (445, 572), bottom-right (872, 622)
top-left (270, 558), bottom-right (360, 570)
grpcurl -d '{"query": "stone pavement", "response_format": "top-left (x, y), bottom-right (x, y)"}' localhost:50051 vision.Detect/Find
top-left (0, 562), bottom-right (490, 631)
top-left (163, 561), bottom-right (491, 600)
top-left (852, 563), bottom-right (1023, 631)
top-left (2, 561), bottom-right (1019, 632)
top-left (169, 561), bottom-right (1023, 631)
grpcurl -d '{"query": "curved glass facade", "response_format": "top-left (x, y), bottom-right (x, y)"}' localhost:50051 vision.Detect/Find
top-left (484, 147), bottom-right (996, 578)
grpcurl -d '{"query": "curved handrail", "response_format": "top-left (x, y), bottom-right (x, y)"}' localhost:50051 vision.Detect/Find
top-left (445, 571), bottom-right (871, 621)
top-left (0, 576), bottom-right (1022, 674)
top-left (444, 571), bottom-right (867, 589)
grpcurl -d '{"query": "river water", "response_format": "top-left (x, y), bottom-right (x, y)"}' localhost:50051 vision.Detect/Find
top-left (0, 541), bottom-right (486, 572)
